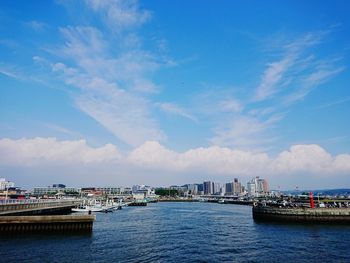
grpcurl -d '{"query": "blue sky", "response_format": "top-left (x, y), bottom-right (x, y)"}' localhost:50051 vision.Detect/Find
top-left (0, 0), bottom-right (349, 189)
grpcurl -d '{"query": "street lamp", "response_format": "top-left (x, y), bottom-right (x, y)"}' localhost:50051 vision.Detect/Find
top-left (5, 186), bottom-right (8, 204)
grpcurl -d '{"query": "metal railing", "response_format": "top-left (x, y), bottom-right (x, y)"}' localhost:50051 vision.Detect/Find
top-left (0, 198), bottom-right (80, 205)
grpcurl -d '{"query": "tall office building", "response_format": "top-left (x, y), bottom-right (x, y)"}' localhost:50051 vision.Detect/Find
top-left (203, 181), bottom-right (213, 195)
top-left (247, 176), bottom-right (269, 197)
top-left (213, 182), bottom-right (221, 195)
top-left (225, 182), bottom-right (233, 195)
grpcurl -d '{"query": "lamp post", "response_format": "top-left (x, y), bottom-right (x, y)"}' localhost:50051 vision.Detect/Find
top-left (5, 186), bottom-right (8, 204)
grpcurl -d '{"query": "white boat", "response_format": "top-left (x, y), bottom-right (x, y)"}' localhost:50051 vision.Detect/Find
top-left (72, 205), bottom-right (105, 213)
top-left (72, 199), bottom-right (114, 213)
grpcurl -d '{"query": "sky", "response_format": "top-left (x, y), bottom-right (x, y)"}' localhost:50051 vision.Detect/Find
top-left (0, 0), bottom-right (350, 190)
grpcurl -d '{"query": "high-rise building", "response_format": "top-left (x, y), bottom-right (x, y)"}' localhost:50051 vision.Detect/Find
top-left (213, 182), bottom-right (221, 195)
top-left (185, 184), bottom-right (198, 195)
top-left (233, 178), bottom-right (242, 195)
top-left (225, 182), bottom-right (233, 195)
top-left (203, 181), bottom-right (213, 195)
top-left (225, 178), bottom-right (243, 196)
top-left (247, 176), bottom-right (269, 197)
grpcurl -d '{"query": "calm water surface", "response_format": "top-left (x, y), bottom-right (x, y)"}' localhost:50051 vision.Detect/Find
top-left (1, 202), bottom-right (350, 262)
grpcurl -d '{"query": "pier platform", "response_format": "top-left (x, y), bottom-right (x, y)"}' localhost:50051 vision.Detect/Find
top-left (0, 199), bottom-right (81, 216)
top-left (253, 206), bottom-right (350, 223)
top-left (0, 215), bottom-right (95, 233)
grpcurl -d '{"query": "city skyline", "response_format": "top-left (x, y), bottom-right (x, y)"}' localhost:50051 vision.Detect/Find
top-left (1, 0), bottom-right (350, 189)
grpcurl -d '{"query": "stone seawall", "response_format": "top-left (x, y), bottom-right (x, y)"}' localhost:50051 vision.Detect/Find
top-left (253, 206), bottom-right (350, 223)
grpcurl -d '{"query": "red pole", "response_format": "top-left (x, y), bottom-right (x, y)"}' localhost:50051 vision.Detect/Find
top-left (309, 192), bottom-right (315, 208)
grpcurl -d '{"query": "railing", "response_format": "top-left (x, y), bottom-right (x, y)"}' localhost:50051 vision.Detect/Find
top-left (0, 198), bottom-right (80, 205)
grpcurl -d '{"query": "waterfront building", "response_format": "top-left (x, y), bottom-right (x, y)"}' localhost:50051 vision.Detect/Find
top-left (196, 183), bottom-right (204, 195)
top-left (183, 184), bottom-right (199, 195)
top-left (132, 185), bottom-right (156, 199)
top-left (247, 177), bottom-right (269, 197)
top-left (0, 178), bottom-right (15, 190)
top-left (96, 187), bottom-right (121, 194)
top-left (34, 184), bottom-right (79, 196)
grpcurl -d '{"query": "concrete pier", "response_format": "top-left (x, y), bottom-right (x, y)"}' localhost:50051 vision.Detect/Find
top-left (253, 206), bottom-right (350, 223)
top-left (0, 215), bottom-right (95, 233)
top-left (0, 200), bottom-right (81, 216)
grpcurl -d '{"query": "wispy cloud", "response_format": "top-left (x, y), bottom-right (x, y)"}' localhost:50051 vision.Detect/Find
top-left (25, 20), bottom-right (48, 32)
top-left (284, 65), bottom-right (345, 104)
top-left (84, 0), bottom-right (151, 32)
top-left (49, 1), bottom-right (166, 147)
top-left (194, 87), bottom-right (280, 151)
top-left (314, 96), bottom-right (350, 110)
top-left (155, 102), bottom-right (198, 122)
top-left (206, 31), bottom-right (345, 151)
top-left (45, 123), bottom-right (82, 138)
top-left (0, 39), bottom-right (19, 49)
top-left (0, 64), bottom-right (23, 80)
top-left (219, 98), bottom-right (243, 113)
top-left (254, 31), bottom-right (344, 103)
top-left (254, 55), bottom-right (296, 101)
top-left (209, 115), bottom-right (281, 151)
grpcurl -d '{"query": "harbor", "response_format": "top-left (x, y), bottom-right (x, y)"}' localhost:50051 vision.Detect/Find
top-left (1, 202), bottom-right (350, 262)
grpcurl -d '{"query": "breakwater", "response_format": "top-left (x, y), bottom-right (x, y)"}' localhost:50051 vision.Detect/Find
top-left (0, 215), bottom-right (95, 233)
top-left (253, 206), bottom-right (350, 223)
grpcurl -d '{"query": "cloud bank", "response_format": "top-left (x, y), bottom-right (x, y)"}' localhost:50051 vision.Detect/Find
top-left (1, 138), bottom-right (349, 180)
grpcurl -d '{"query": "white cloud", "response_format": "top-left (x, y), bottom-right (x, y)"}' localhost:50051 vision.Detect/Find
top-left (0, 137), bottom-right (120, 165)
top-left (129, 142), bottom-right (350, 178)
top-left (2, 138), bottom-right (349, 181)
top-left (272, 144), bottom-right (334, 173)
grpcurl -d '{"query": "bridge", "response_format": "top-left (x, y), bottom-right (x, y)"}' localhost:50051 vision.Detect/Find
top-left (0, 199), bottom-right (81, 216)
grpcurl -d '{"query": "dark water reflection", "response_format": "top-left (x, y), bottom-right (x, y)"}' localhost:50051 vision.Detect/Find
top-left (1, 202), bottom-right (349, 262)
